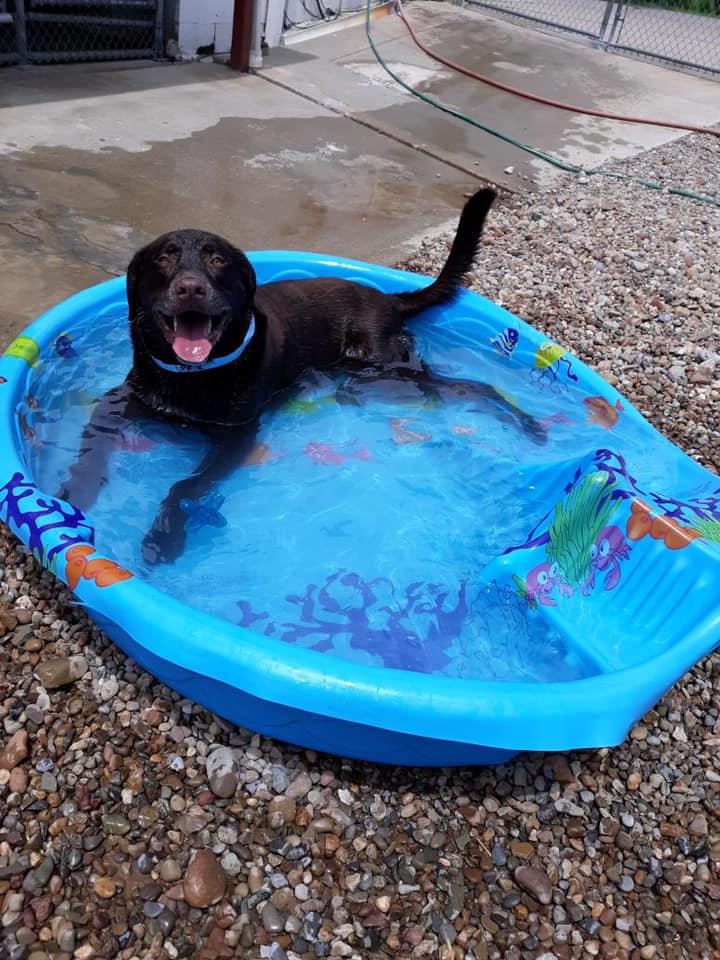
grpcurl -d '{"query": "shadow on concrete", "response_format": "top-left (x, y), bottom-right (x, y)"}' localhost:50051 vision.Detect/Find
top-left (0, 59), bottom-right (241, 109)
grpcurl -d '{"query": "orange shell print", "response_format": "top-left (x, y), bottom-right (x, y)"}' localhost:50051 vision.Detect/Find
top-left (626, 500), bottom-right (701, 551)
top-left (65, 544), bottom-right (133, 590)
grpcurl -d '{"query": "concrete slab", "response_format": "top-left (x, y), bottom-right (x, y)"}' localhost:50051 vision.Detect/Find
top-left (261, 1), bottom-right (720, 188)
top-left (0, 59), bottom-right (478, 346)
top-left (1, 2), bottom-right (718, 349)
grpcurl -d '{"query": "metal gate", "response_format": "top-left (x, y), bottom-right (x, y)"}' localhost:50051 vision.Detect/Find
top-left (0, 0), bottom-right (164, 65)
top-left (466, 0), bottom-right (720, 78)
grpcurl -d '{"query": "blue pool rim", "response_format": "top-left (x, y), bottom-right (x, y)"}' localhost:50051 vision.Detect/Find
top-left (1, 252), bottom-right (718, 767)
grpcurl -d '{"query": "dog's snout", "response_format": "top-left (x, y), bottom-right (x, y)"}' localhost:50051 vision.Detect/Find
top-left (172, 273), bottom-right (208, 302)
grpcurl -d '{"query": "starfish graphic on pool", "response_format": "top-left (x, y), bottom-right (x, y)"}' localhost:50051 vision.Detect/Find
top-left (179, 492), bottom-right (227, 533)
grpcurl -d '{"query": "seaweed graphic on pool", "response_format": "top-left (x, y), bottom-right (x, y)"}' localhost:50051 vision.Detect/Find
top-left (546, 472), bottom-right (625, 588)
top-left (509, 448), bottom-right (720, 608)
top-left (0, 471), bottom-right (94, 569)
top-left (688, 517), bottom-right (720, 545)
top-left (513, 471), bottom-right (630, 604)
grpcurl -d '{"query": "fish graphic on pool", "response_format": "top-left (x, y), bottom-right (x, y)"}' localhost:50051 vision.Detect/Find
top-left (491, 327), bottom-right (519, 358)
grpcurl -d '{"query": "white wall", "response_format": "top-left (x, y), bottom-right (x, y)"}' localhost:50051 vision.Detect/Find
top-left (285, 0), bottom-right (367, 27)
top-left (177, 0), bottom-right (374, 60)
top-left (178, 0), bottom-right (234, 57)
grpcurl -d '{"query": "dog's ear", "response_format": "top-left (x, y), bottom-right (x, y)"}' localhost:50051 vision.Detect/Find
top-left (235, 248), bottom-right (257, 311)
top-left (125, 248), bottom-right (143, 320)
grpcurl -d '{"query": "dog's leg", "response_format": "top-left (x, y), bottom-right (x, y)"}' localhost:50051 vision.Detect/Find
top-left (56, 382), bottom-right (156, 513)
top-left (343, 362), bottom-right (547, 445)
top-left (398, 365), bottom-right (547, 444)
top-left (142, 423), bottom-right (259, 566)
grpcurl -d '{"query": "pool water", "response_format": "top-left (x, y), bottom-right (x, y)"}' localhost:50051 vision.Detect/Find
top-left (19, 302), bottom-right (668, 684)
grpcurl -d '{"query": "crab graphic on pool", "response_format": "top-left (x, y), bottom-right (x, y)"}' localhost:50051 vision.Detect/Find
top-left (513, 561), bottom-right (573, 609)
top-left (583, 525), bottom-right (631, 595)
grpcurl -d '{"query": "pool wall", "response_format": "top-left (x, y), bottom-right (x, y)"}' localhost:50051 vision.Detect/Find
top-left (1, 254), bottom-right (719, 766)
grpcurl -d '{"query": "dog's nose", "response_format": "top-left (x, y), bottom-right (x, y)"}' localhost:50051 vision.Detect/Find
top-left (172, 273), bottom-right (208, 301)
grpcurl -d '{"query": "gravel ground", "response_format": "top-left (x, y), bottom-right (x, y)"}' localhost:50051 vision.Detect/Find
top-left (1, 131), bottom-right (719, 960)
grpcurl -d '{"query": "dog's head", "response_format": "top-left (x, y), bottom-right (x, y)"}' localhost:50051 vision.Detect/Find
top-left (126, 229), bottom-right (256, 367)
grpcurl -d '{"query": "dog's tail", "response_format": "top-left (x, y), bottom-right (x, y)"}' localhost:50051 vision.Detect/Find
top-left (391, 187), bottom-right (496, 319)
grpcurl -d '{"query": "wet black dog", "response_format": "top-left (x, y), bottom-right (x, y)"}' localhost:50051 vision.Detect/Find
top-left (58, 188), bottom-right (544, 564)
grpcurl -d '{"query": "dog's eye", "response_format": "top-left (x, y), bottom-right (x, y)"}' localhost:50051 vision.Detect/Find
top-left (155, 254), bottom-right (170, 267)
top-left (211, 255), bottom-right (225, 267)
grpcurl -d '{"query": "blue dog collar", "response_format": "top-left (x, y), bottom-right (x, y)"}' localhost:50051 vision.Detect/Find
top-left (152, 314), bottom-right (256, 373)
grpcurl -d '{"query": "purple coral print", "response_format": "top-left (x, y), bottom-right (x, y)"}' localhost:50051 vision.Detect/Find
top-left (237, 570), bottom-right (470, 674)
top-left (0, 471), bottom-right (94, 565)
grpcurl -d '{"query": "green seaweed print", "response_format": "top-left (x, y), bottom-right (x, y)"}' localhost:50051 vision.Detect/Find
top-left (689, 517), bottom-right (720, 545)
top-left (547, 472), bottom-right (620, 586)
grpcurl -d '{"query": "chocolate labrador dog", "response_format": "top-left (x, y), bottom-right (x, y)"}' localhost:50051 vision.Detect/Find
top-left (58, 188), bottom-right (544, 564)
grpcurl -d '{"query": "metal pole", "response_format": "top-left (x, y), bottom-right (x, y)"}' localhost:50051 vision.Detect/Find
top-left (14, 0), bottom-right (28, 63)
top-left (606, 0), bottom-right (627, 47)
top-left (230, 0), bottom-right (255, 71)
top-left (153, 0), bottom-right (165, 58)
top-left (597, 0), bottom-right (616, 43)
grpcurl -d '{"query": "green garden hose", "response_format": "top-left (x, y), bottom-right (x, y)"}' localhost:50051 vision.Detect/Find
top-left (364, 0), bottom-right (720, 208)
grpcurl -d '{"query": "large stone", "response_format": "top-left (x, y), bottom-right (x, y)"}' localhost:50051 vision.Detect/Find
top-left (514, 866), bottom-right (553, 905)
top-left (267, 796), bottom-right (296, 828)
top-left (35, 656), bottom-right (88, 690)
top-left (261, 903), bottom-right (285, 934)
top-left (102, 813), bottom-right (130, 836)
top-left (9, 767), bottom-right (28, 793)
top-left (23, 856), bottom-right (55, 894)
top-left (183, 849), bottom-right (226, 908)
top-left (205, 746), bottom-right (240, 799)
top-left (285, 772), bottom-right (312, 801)
top-left (689, 814), bottom-right (709, 838)
top-left (0, 730), bottom-right (29, 771)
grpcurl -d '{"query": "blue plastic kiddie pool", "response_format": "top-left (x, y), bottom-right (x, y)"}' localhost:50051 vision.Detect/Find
top-left (1, 252), bottom-right (719, 765)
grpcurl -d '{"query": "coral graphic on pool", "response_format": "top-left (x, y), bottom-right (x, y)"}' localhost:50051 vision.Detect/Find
top-left (0, 471), bottom-right (94, 570)
top-left (237, 572), bottom-right (585, 681)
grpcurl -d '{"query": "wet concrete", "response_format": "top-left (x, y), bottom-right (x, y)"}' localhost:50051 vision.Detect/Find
top-left (264, 2), bottom-right (720, 186)
top-left (1, 1), bottom-right (719, 347)
top-left (0, 62), bottom-right (477, 345)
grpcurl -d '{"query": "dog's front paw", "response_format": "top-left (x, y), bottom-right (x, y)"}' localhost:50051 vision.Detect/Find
top-left (55, 483), bottom-right (72, 503)
top-left (55, 479), bottom-right (94, 513)
top-left (142, 509), bottom-right (187, 566)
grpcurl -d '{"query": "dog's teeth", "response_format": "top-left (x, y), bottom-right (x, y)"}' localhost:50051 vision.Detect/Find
top-left (204, 318), bottom-right (212, 337)
top-left (172, 317), bottom-right (177, 333)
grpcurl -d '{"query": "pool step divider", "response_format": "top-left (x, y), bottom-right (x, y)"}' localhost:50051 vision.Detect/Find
top-left (476, 549), bottom-right (614, 676)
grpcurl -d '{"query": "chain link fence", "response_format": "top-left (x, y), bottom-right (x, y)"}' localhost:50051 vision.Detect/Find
top-left (0, 1), bottom-right (21, 62)
top-left (466, 0), bottom-right (720, 77)
top-left (1, 0), bottom-right (163, 65)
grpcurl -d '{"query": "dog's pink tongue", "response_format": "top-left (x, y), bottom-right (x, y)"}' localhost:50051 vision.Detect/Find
top-left (173, 336), bottom-right (212, 363)
top-left (172, 316), bottom-right (212, 364)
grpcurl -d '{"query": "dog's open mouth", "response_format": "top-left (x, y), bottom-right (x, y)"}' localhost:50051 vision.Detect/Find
top-left (160, 311), bottom-right (222, 364)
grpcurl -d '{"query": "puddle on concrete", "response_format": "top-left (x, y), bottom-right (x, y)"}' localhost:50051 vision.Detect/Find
top-left (0, 113), bottom-right (476, 344)
top-left (343, 60), bottom-right (452, 89)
